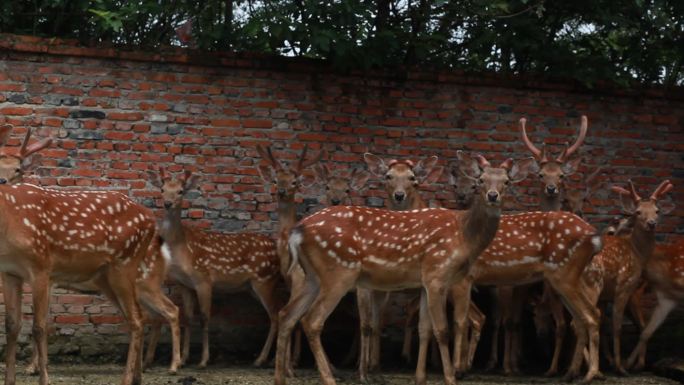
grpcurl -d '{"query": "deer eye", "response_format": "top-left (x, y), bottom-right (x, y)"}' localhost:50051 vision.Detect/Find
top-left (655, 208), bottom-right (660, 214)
top-left (504, 179), bottom-right (510, 185)
top-left (385, 174), bottom-right (392, 180)
top-left (325, 186), bottom-right (330, 190)
top-left (478, 178), bottom-right (484, 184)
top-left (538, 173), bottom-right (544, 178)
top-left (15, 168), bottom-right (21, 173)
top-left (635, 210), bottom-right (642, 216)
top-left (559, 174), bottom-right (565, 179)
top-left (346, 189), bottom-right (351, 194)
top-left (409, 176), bottom-right (416, 181)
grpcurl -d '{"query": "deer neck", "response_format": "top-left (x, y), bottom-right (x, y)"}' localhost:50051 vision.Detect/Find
top-left (540, 192), bottom-right (563, 212)
top-left (160, 207), bottom-right (186, 246)
top-left (462, 196), bottom-right (501, 257)
top-left (629, 225), bottom-right (656, 265)
top-left (277, 196), bottom-right (298, 233)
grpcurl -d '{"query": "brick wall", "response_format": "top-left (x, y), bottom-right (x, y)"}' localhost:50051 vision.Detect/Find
top-left (0, 33), bottom-right (682, 366)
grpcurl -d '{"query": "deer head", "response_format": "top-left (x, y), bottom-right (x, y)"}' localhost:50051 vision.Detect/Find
top-left (520, 116), bottom-right (588, 199)
top-left (611, 179), bottom-right (675, 233)
top-left (314, 163), bottom-right (370, 206)
top-left (0, 125), bottom-right (53, 184)
top-left (456, 151), bottom-right (536, 207)
top-left (561, 167), bottom-right (604, 217)
top-left (448, 160), bottom-right (477, 209)
top-left (148, 168), bottom-right (200, 209)
top-left (363, 153), bottom-right (443, 209)
top-left (256, 144), bottom-right (323, 201)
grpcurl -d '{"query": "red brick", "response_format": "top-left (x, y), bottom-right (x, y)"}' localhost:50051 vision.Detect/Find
top-left (242, 119), bottom-right (272, 128)
top-left (0, 107), bottom-right (33, 116)
top-left (91, 315), bottom-right (125, 324)
top-left (55, 315), bottom-right (88, 324)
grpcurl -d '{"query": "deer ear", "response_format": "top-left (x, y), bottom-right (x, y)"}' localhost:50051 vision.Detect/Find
top-left (299, 171), bottom-right (317, 189)
top-left (184, 174), bottom-right (201, 191)
top-left (612, 187), bottom-right (637, 214)
top-left (509, 157), bottom-right (536, 183)
top-left (0, 124), bottom-right (12, 147)
top-left (561, 156), bottom-right (583, 176)
top-left (257, 163), bottom-right (276, 184)
top-left (456, 151), bottom-right (481, 180)
top-left (658, 197), bottom-right (676, 216)
top-left (363, 153), bottom-right (388, 177)
top-left (350, 169), bottom-right (371, 191)
top-left (147, 170), bottom-right (164, 189)
top-left (20, 153), bottom-right (43, 173)
top-left (414, 156), bottom-right (440, 184)
top-left (314, 164), bottom-right (329, 183)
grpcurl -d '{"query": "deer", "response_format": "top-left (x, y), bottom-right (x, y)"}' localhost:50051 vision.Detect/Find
top-left (273, 151), bottom-right (535, 385)
top-left (0, 173), bottom-right (159, 385)
top-left (0, 125), bottom-right (182, 376)
top-left (148, 167), bottom-right (282, 368)
top-left (485, 115), bottom-right (587, 376)
top-left (256, 143), bottom-right (323, 372)
top-left (573, 180), bottom-right (674, 375)
top-left (626, 237), bottom-right (683, 371)
top-left (400, 161), bottom-right (487, 369)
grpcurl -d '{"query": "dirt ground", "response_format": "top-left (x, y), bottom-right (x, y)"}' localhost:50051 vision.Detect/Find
top-left (12, 364), bottom-right (680, 385)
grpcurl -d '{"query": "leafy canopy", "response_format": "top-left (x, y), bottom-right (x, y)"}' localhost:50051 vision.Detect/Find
top-left (1, 0), bottom-right (682, 86)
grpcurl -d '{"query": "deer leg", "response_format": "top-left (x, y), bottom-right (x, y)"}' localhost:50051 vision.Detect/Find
top-left (143, 322), bottom-right (162, 371)
top-left (611, 291), bottom-right (631, 375)
top-left (546, 289), bottom-right (567, 377)
top-left (626, 293), bottom-right (675, 371)
top-left (356, 287), bottom-right (372, 382)
top-left (4, 274), bottom-right (23, 385)
top-left (485, 288), bottom-right (503, 372)
top-left (300, 278), bottom-right (355, 385)
top-left (139, 288), bottom-right (181, 374)
top-left (425, 283), bottom-right (456, 385)
top-left (553, 281), bottom-right (600, 383)
top-left (26, 344), bottom-right (39, 375)
top-left (107, 276), bottom-right (145, 385)
top-left (275, 275), bottom-right (319, 385)
top-left (33, 274), bottom-right (57, 385)
top-left (401, 295), bottom-right (420, 364)
top-left (251, 277), bottom-right (279, 367)
top-left (467, 303), bottom-right (485, 371)
top-left (179, 286), bottom-right (195, 366)
top-left (627, 289), bottom-right (646, 334)
top-left (195, 280), bottom-right (213, 368)
top-left (369, 290), bottom-right (388, 372)
top-left (450, 280), bottom-right (471, 376)
top-left (415, 290), bottom-right (431, 385)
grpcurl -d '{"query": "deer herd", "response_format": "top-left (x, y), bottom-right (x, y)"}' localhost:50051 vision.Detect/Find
top-left (0, 115), bottom-right (679, 385)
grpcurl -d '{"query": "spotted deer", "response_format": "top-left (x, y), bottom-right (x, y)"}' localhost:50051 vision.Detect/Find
top-left (0, 126), bottom-right (182, 376)
top-left (359, 152), bottom-right (442, 376)
top-left (401, 160), bottom-right (487, 369)
top-left (574, 180), bottom-right (674, 375)
top-left (448, 149), bottom-right (605, 383)
top-left (0, 183), bottom-right (159, 385)
top-left (0, 126), bottom-right (167, 385)
top-left (274, 151), bottom-right (534, 385)
top-left (488, 115), bottom-right (587, 376)
top-left (149, 168), bottom-right (281, 368)
top-left (256, 144), bottom-right (323, 372)
top-left (626, 237), bottom-right (683, 371)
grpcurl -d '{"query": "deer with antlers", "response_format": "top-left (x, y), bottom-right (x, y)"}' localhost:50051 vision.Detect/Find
top-left (256, 144), bottom-right (323, 372)
top-left (148, 168), bottom-right (281, 368)
top-left (483, 115), bottom-right (587, 376)
top-left (571, 180), bottom-right (675, 375)
top-left (0, 125), bottom-right (182, 376)
top-left (273, 151), bottom-right (534, 385)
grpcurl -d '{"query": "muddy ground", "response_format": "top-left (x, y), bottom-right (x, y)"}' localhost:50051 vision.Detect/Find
top-left (12, 364), bottom-right (680, 385)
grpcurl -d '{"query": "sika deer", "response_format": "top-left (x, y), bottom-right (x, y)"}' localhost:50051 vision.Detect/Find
top-left (274, 151), bottom-right (534, 385)
top-left (576, 180), bottom-right (674, 375)
top-left (256, 144), bottom-right (323, 371)
top-left (150, 168), bottom-right (281, 368)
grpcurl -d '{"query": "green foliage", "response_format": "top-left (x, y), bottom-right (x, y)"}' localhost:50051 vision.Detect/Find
top-left (0, 0), bottom-right (682, 86)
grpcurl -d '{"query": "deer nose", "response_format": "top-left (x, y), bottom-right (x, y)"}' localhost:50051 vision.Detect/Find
top-left (0, 178), bottom-right (6, 184)
top-left (546, 185), bottom-right (558, 195)
top-left (487, 191), bottom-right (499, 202)
top-left (394, 191), bottom-right (406, 202)
top-left (164, 202), bottom-right (172, 209)
top-left (647, 220), bottom-right (657, 229)
top-left (457, 193), bottom-right (467, 201)
top-left (277, 188), bottom-right (286, 196)
top-left (330, 198), bottom-right (341, 206)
